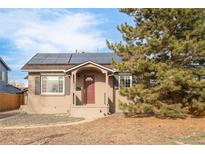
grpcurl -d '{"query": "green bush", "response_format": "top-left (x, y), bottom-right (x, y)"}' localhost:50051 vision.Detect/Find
top-left (108, 9), bottom-right (205, 118)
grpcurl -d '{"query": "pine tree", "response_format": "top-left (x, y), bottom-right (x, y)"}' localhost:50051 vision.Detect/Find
top-left (107, 9), bottom-right (205, 117)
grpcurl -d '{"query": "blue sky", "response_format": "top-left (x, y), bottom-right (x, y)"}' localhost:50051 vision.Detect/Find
top-left (0, 9), bottom-right (133, 85)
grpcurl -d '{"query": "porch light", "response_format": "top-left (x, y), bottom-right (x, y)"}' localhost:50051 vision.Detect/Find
top-left (85, 77), bottom-right (93, 82)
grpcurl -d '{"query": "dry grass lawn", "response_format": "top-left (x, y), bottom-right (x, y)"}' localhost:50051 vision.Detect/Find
top-left (0, 115), bottom-right (205, 145)
top-left (0, 113), bottom-right (83, 127)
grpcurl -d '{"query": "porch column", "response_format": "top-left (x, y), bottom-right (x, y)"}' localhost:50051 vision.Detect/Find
top-left (105, 72), bottom-right (109, 105)
top-left (72, 71), bottom-right (77, 106)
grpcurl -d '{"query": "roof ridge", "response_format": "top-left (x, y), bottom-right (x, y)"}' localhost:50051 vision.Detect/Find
top-left (0, 56), bottom-right (11, 71)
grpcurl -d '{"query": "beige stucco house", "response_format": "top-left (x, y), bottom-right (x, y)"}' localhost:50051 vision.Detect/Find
top-left (21, 52), bottom-right (132, 118)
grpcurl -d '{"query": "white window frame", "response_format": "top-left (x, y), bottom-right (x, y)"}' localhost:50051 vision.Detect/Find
top-left (0, 71), bottom-right (5, 82)
top-left (119, 75), bottom-right (132, 88)
top-left (41, 75), bottom-right (65, 95)
top-left (0, 71), bottom-right (2, 81)
top-left (2, 71), bottom-right (5, 81)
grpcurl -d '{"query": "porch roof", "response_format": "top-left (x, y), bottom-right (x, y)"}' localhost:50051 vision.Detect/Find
top-left (65, 61), bottom-right (116, 73)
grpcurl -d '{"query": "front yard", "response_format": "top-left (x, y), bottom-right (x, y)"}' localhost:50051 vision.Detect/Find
top-left (0, 114), bottom-right (205, 144)
top-left (0, 112), bottom-right (84, 127)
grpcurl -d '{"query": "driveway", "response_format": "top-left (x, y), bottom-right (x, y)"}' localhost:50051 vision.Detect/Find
top-left (0, 114), bottom-right (205, 144)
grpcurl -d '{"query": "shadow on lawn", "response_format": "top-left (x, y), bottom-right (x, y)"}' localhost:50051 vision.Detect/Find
top-left (122, 113), bottom-right (187, 120)
top-left (25, 133), bottom-right (68, 145)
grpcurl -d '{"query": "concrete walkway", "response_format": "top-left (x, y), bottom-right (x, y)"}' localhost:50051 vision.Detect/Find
top-left (0, 110), bottom-right (20, 120)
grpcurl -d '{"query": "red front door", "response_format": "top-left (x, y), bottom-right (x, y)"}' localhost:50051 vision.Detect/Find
top-left (84, 75), bottom-right (95, 104)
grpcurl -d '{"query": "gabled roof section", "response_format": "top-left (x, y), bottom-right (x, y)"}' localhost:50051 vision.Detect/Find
top-left (24, 52), bottom-right (121, 65)
top-left (65, 61), bottom-right (116, 73)
top-left (21, 52), bottom-right (122, 71)
top-left (0, 56), bottom-right (11, 71)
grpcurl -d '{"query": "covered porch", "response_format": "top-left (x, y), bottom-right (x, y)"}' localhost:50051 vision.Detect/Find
top-left (65, 61), bottom-right (116, 117)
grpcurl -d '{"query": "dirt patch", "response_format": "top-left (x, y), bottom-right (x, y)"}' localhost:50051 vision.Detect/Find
top-left (176, 132), bottom-right (205, 144)
top-left (0, 115), bottom-right (205, 144)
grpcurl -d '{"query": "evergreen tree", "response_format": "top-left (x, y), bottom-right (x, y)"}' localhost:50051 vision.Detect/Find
top-left (107, 9), bottom-right (205, 117)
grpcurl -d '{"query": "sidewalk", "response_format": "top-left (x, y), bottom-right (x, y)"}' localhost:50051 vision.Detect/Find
top-left (0, 110), bottom-right (20, 120)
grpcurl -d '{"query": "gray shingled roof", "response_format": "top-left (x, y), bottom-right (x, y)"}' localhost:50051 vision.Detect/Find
top-left (26, 52), bottom-right (121, 65)
top-left (0, 83), bottom-right (21, 94)
top-left (0, 57), bottom-right (11, 71)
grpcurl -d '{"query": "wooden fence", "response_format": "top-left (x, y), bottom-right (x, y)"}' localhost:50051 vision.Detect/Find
top-left (0, 93), bottom-right (24, 111)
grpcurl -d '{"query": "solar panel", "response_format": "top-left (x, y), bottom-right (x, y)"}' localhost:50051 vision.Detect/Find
top-left (46, 54), bottom-right (59, 58)
top-left (55, 58), bottom-right (69, 64)
top-left (27, 52), bottom-right (121, 65)
top-left (28, 58), bottom-right (44, 64)
top-left (34, 54), bottom-right (49, 58)
top-left (41, 58), bottom-right (57, 64)
top-left (57, 53), bottom-right (71, 58)
top-left (69, 53), bottom-right (121, 64)
top-left (28, 53), bottom-right (71, 64)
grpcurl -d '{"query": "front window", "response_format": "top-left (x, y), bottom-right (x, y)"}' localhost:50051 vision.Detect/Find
top-left (0, 72), bottom-right (2, 81)
top-left (119, 75), bottom-right (132, 88)
top-left (41, 76), bottom-right (64, 95)
top-left (0, 71), bottom-right (5, 81)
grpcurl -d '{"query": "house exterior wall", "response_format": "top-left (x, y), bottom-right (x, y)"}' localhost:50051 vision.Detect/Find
top-left (0, 61), bottom-right (8, 86)
top-left (0, 60), bottom-right (21, 94)
top-left (23, 63), bottom-right (132, 117)
top-left (25, 70), bottom-right (114, 116)
top-left (0, 60), bottom-right (11, 93)
top-left (115, 89), bottom-right (131, 113)
top-left (25, 73), bottom-right (72, 114)
top-left (24, 72), bottom-right (131, 116)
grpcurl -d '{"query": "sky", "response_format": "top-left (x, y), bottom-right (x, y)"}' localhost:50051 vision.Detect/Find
top-left (0, 8), bottom-right (133, 85)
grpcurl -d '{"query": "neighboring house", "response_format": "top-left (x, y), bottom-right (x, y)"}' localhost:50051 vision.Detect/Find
top-left (21, 52), bottom-right (132, 117)
top-left (0, 57), bottom-right (21, 94)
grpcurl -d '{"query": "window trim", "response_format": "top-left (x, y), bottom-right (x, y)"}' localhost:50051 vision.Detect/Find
top-left (118, 75), bottom-right (132, 88)
top-left (0, 71), bottom-right (2, 81)
top-left (40, 75), bottom-right (65, 95)
top-left (0, 71), bottom-right (5, 82)
top-left (2, 71), bottom-right (5, 81)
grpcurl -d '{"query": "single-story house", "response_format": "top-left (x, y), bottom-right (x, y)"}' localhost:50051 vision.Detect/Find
top-left (21, 52), bottom-right (132, 117)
